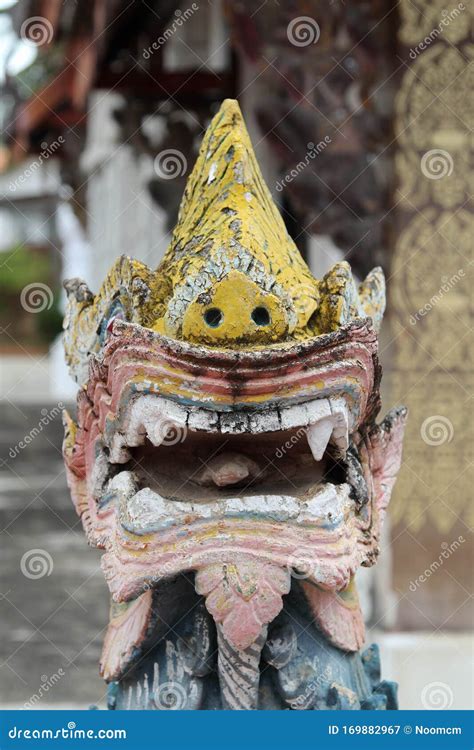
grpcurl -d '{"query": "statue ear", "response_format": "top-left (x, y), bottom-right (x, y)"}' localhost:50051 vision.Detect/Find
top-left (63, 256), bottom-right (153, 386)
top-left (358, 266), bottom-right (386, 331)
top-left (366, 406), bottom-right (408, 518)
top-left (309, 261), bottom-right (386, 335)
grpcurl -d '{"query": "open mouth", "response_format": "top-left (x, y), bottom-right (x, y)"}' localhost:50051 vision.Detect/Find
top-left (63, 319), bottom-right (389, 606)
top-left (63, 318), bottom-right (406, 658)
top-left (93, 393), bottom-right (368, 535)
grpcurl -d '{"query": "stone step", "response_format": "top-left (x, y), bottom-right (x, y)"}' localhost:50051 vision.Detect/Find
top-left (0, 401), bottom-right (108, 708)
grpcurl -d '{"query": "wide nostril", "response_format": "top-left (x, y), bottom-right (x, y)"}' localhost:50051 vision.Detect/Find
top-left (251, 306), bottom-right (271, 326)
top-left (203, 307), bottom-right (223, 328)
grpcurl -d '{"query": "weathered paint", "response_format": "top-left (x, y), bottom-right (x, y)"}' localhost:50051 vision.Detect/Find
top-left (63, 100), bottom-right (386, 386)
top-left (62, 99), bottom-right (405, 710)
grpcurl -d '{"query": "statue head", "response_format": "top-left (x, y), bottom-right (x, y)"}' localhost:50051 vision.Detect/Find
top-left (62, 100), bottom-right (405, 676)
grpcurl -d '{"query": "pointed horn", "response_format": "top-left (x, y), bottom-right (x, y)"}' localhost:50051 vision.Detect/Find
top-left (63, 278), bottom-right (94, 304)
top-left (63, 256), bottom-right (154, 386)
top-left (315, 261), bottom-right (361, 332)
top-left (359, 266), bottom-right (386, 331)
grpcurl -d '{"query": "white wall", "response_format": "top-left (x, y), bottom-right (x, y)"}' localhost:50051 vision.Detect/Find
top-left (81, 91), bottom-right (169, 293)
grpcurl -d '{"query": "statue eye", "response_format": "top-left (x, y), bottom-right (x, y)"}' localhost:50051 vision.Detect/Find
top-left (204, 308), bottom-right (223, 328)
top-left (251, 306), bottom-right (270, 326)
top-left (106, 315), bottom-right (121, 333)
top-left (100, 300), bottom-right (126, 341)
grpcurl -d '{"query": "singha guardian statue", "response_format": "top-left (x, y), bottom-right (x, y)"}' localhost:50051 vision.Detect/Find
top-left (62, 100), bottom-right (406, 710)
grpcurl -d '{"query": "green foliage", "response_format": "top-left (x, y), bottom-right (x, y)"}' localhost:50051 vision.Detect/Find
top-left (0, 245), bottom-right (51, 292)
top-left (37, 296), bottom-right (64, 340)
top-left (0, 245), bottom-right (63, 344)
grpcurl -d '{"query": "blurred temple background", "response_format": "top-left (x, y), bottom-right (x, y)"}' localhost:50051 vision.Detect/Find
top-left (0, 0), bottom-right (472, 709)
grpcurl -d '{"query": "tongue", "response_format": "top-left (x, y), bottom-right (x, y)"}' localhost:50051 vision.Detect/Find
top-left (195, 452), bottom-right (261, 488)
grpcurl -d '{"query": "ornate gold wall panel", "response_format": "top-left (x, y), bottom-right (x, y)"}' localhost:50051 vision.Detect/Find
top-left (399, 1), bottom-right (471, 45)
top-left (390, 3), bottom-right (472, 546)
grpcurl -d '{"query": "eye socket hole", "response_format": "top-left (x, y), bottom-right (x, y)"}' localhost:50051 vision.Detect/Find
top-left (203, 307), bottom-right (223, 328)
top-left (251, 306), bottom-right (271, 326)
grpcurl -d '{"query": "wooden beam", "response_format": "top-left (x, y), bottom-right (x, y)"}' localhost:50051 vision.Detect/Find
top-left (95, 69), bottom-right (235, 102)
top-left (15, 66), bottom-right (75, 138)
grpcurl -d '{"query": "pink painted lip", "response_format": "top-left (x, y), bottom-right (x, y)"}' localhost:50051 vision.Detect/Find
top-left (103, 316), bottom-right (379, 388)
top-left (90, 483), bottom-right (369, 604)
top-left (82, 317), bottom-right (380, 437)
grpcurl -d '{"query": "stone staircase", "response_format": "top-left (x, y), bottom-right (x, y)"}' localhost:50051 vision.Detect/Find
top-left (0, 401), bottom-right (108, 708)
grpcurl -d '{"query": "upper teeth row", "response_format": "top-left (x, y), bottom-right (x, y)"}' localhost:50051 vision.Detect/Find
top-left (106, 395), bottom-right (353, 465)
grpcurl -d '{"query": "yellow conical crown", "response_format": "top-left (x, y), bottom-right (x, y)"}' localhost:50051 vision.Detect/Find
top-left (63, 100), bottom-right (387, 384)
top-left (153, 99), bottom-right (319, 345)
